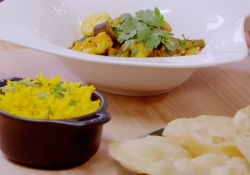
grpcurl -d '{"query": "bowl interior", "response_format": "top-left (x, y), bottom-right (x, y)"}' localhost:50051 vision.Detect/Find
top-left (0, 0), bottom-right (236, 47)
top-left (0, 0), bottom-right (249, 67)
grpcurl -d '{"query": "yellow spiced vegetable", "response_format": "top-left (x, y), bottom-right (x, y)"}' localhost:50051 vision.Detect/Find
top-left (128, 42), bottom-right (152, 57)
top-left (0, 72), bottom-right (100, 120)
top-left (81, 12), bottom-right (111, 36)
top-left (70, 8), bottom-right (206, 58)
top-left (72, 32), bottom-right (113, 55)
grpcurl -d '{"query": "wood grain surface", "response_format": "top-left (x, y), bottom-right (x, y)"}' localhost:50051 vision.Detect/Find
top-left (0, 40), bottom-right (250, 175)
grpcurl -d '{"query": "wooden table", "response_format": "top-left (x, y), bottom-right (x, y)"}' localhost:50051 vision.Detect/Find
top-left (0, 40), bottom-right (250, 175)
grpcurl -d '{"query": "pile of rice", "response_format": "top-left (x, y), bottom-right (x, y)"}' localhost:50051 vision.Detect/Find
top-left (0, 72), bottom-right (100, 120)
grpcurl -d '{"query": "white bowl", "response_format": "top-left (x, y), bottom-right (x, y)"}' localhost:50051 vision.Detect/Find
top-left (0, 0), bottom-right (249, 96)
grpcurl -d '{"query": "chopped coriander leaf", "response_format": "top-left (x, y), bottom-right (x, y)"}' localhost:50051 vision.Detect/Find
top-left (136, 24), bottom-right (150, 42)
top-left (182, 34), bottom-right (186, 40)
top-left (128, 29), bottom-right (137, 40)
top-left (117, 33), bottom-right (130, 43)
top-left (163, 39), bottom-right (177, 52)
top-left (16, 81), bottom-right (33, 87)
top-left (50, 83), bottom-right (67, 97)
top-left (121, 18), bottom-right (138, 33)
top-left (119, 13), bottom-right (133, 23)
top-left (135, 7), bottom-right (165, 28)
top-left (115, 39), bottom-right (137, 57)
top-left (131, 46), bottom-right (139, 56)
top-left (23, 81), bottom-right (34, 87)
top-left (0, 86), bottom-right (10, 91)
top-left (34, 78), bottom-right (43, 87)
top-left (47, 106), bottom-right (54, 116)
top-left (78, 35), bottom-right (88, 42)
top-left (179, 39), bottom-right (185, 49)
top-left (122, 39), bottom-right (137, 52)
top-left (37, 92), bottom-right (47, 98)
top-left (145, 28), bottom-right (171, 51)
top-left (69, 99), bottom-right (77, 106)
top-left (154, 7), bottom-right (165, 27)
top-left (68, 86), bottom-right (73, 94)
top-left (9, 85), bottom-right (15, 92)
top-left (112, 26), bottom-right (123, 36)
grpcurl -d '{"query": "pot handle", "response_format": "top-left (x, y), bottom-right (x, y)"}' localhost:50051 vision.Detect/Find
top-left (63, 110), bottom-right (111, 126)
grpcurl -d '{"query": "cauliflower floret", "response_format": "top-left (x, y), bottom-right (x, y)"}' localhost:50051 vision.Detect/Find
top-left (81, 12), bottom-right (110, 36)
top-left (72, 32), bottom-right (113, 55)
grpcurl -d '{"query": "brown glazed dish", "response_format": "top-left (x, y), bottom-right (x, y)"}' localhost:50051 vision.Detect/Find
top-left (0, 77), bottom-right (111, 169)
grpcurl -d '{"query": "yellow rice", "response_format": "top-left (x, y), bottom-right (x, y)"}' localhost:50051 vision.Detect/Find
top-left (0, 72), bottom-right (100, 120)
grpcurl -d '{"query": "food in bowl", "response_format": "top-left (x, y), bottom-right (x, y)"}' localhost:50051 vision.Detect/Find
top-left (108, 105), bottom-right (250, 175)
top-left (0, 75), bottom-right (110, 169)
top-left (70, 7), bottom-right (205, 57)
top-left (0, 0), bottom-right (248, 96)
top-left (0, 72), bottom-right (100, 120)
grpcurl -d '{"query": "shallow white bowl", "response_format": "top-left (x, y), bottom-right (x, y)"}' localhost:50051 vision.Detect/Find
top-left (0, 0), bottom-right (250, 96)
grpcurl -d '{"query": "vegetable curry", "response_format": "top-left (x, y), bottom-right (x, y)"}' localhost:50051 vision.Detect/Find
top-left (70, 8), bottom-right (205, 58)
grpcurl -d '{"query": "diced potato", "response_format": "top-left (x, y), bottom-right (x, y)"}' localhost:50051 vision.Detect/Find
top-left (185, 47), bottom-right (200, 55)
top-left (112, 17), bottom-right (121, 26)
top-left (81, 12), bottom-right (111, 36)
top-left (128, 42), bottom-right (152, 57)
top-left (160, 21), bottom-right (172, 32)
top-left (108, 48), bottom-right (118, 56)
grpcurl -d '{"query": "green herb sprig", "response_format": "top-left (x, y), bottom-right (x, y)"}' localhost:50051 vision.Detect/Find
top-left (112, 7), bottom-right (174, 53)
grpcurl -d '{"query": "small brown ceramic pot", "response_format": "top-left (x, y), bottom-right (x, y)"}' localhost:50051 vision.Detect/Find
top-left (0, 77), bottom-right (110, 169)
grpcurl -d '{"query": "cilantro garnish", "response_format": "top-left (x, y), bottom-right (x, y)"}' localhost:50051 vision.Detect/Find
top-left (136, 23), bottom-right (150, 42)
top-left (112, 26), bottom-right (123, 36)
top-left (9, 85), bottom-right (15, 92)
top-left (47, 106), bottom-right (53, 116)
top-left (78, 35), bottom-right (88, 42)
top-left (145, 28), bottom-right (171, 51)
top-left (135, 8), bottom-right (165, 28)
top-left (0, 86), bottom-right (10, 91)
top-left (182, 34), bottom-right (186, 40)
top-left (68, 99), bottom-right (77, 106)
top-left (34, 78), bottom-right (43, 87)
top-left (37, 92), bottom-right (47, 98)
top-left (179, 39), bottom-right (184, 49)
top-left (131, 46), bottom-right (139, 56)
top-left (112, 7), bottom-right (176, 54)
top-left (50, 84), bottom-right (67, 97)
top-left (23, 81), bottom-right (33, 87)
top-left (162, 38), bottom-right (177, 52)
